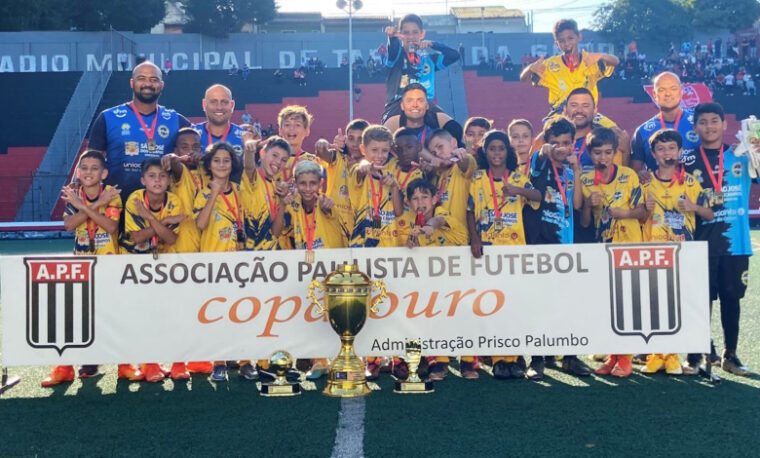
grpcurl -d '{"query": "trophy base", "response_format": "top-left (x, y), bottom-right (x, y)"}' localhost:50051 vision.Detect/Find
top-left (323, 379), bottom-right (371, 398)
top-left (393, 379), bottom-right (434, 394)
top-left (260, 382), bottom-right (302, 397)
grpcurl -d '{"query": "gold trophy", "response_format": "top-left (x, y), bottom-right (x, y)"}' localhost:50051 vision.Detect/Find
top-left (260, 350), bottom-right (301, 397)
top-left (394, 338), bottom-right (434, 394)
top-left (308, 262), bottom-right (386, 397)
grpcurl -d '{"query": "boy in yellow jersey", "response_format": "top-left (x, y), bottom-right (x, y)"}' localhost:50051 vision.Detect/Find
top-left (468, 130), bottom-right (542, 381)
top-left (241, 136), bottom-right (291, 251)
top-left (579, 127), bottom-right (646, 378)
top-left (121, 158), bottom-right (186, 383)
top-left (273, 159), bottom-right (344, 380)
top-left (274, 159), bottom-right (345, 251)
top-left (349, 125), bottom-right (404, 248)
top-left (640, 129), bottom-right (713, 376)
top-left (314, 137), bottom-right (352, 246)
top-left (425, 129), bottom-right (477, 226)
top-left (194, 143), bottom-right (254, 382)
top-left (381, 178), bottom-right (468, 381)
top-left (520, 19), bottom-right (619, 127)
top-left (41, 150), bottom-right (125, 387)
top-left (389, 127), bottom-right (424, 199)
top-left (161, 127), bottom-right (203, 254)
top-left (277, 105), bottom-right (318, 182)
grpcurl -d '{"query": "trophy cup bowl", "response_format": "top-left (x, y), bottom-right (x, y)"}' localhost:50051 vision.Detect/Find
top-left (308, 262), bottom-right (386, 398)
top-left (393, 338), bottom-right (434, 394)
top-left (260, 350), bottom-right (301, 397)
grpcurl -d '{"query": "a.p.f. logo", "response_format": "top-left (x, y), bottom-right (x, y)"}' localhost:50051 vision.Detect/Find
top-left (25, 258), bottom-right (96, 355)
top-left (606, 245), bottom-right (681, 342)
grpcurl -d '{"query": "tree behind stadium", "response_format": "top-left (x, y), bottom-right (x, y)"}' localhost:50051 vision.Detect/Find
top-left (183, 0), bottom-right (277, 37)
top-left (0, 0), bottom-right (165, 32)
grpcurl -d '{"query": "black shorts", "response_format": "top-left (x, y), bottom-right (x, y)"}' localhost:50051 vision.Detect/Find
top-left (708, 255), bottom-right (750, 301)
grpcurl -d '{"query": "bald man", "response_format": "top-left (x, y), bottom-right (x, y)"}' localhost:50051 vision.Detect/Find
top-left (88, 61), bottom-right (191, 198)
top-left (631, 72), bottom-right (699, 172)
top-left (193, 84), bottom-right (248, 158)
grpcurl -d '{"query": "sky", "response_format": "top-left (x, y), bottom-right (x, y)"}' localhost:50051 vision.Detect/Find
top-left (276, 0), bottom-right (601, 32)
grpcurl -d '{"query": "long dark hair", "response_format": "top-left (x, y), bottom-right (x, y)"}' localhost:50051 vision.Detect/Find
top-left (476, 129), bottom-right (518, 172)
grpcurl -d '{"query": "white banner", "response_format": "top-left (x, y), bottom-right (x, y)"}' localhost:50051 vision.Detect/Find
top-left (1, 243), bottom-right (710, 366)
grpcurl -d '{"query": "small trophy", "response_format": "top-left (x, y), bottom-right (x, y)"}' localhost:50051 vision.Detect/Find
top-left (259, 350), bottom-right (301, 397)
top-left (393, 338), bottom-right (434, 394)
top-left (308, 263), bottom-right (386, 397)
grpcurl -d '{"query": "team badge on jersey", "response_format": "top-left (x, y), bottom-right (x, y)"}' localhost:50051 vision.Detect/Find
top-left (607, 244), bottom-right (681, 342)
top-left (121, 123), bottom-right (131, 136)
top-left (25, 258), bottom-right (97, 355)
top-left (125, 141), bottom-right (139, 156)
top-left (158, 125), bottom-right (170, 138)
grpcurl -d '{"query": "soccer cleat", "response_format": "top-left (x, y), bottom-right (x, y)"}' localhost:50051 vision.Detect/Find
top-left (209, 364), bottom-right (228, 383)
top-left (428, 362), bottom-right (448, 381)
top-left (562, 356), bottom-right (591, 377)
top-left (392, 360), bottom-right (409, 380)
top-left (611, 355), bottom-right (633, 378)
top-left (632, 354), bottom-right (648, 365)
top-left (664, 354), bottom-right (683, 375)
top-left (544, 356), bottom-right (560, 370)
top-left (186, 361), bottom-right (213, 374)
top-left (117, 364), bottom-right (144, 381)
top-left (526, 357), bottom-right (545, 381)
top-left (459, 361), bottom-right (479, 380)
top-left (721, 353), bottom-right (750, 377)
top-left (238, 363), bottom-right (259, 381)
top-left (681, 361), bottom-right (699, 376)
top-left (507, 362), bottom-right (524, 379)
top-left (595, 355), bottom-right (618, 375)
top-left (641, 354), bottom-right (665, 374)
top-left (142, 364), bottom-right (166, 383)
top-left (41, 365), bottom-right (75, 387)
top-left (492, 361), bottom-right (511, 380)
top-left (170, 363), bottom-right (190, 381)
top-left (591, 354), bottom-right (608, 363)
top-left (226, 360), bottom-right (241, 370)
top-left (78, 365), bottom-right (101, 379)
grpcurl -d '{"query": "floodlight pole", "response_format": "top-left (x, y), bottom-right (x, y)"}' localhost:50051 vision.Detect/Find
top-left (348, 1), bottom-right (354, 121)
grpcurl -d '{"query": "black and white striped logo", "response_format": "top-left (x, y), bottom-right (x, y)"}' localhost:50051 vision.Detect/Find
top-left (607, 245), bottom-right (681, 342)
top-left (25, 258), bottom-right (96, 355)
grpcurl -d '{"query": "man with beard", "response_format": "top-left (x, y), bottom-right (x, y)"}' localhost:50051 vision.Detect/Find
top-left (89, 61), bottom-right (191, 199)
top-left (194, 84), bottom-right (246, 157)
top-left (383, 83), bottom-right (463, 148)
top-left (631, 72), bottom-right (699, 173)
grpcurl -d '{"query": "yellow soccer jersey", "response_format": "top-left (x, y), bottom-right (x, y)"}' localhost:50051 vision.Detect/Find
top-left (170, 164), bottom-right (202, 253)
top-left (468, 169), bottom-right (539, 245)
top-left (348, 167), bottom-right (398, 247)
top-left (282, 196), bottom-right (345, 250)
top-left (122, 189), bottom-right (184, 254)
top-left (380, 207), bottom-right (467, 248)
top-left (240, 171), bottom-right (280, 251)
top-left (580, 165), bottom-right (643, 243)
top-left (435, 155), bottom-right (477, 225)
top-left (322, 151), bottom-right (352, 246)
top-left (193, 183), bottom-right (244, 253)
top-left (643, 171), bottom-right (708, 242)
top-left (64, 185), bottom-right (122, 255)
top-left (534, 52), bottom-right (615, 110)
top-left (387, 157), bottom-right (424, 200)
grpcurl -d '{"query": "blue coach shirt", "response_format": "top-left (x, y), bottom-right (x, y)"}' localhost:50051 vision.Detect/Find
top-left (632, 108), bottom-right (699, 171)
top-left (193, 121), bottom-right (246, 156)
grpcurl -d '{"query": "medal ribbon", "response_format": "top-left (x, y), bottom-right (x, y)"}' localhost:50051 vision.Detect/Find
top-left (594, 164), bottom-right (616, 186)
top-left (143, 191), bottom-right (166, 250)
top-left (395, 166), bottom-right (419, 190)
top-left (284, 148), bottom-right (303, 182)
top-left (550, 161), bottom-right (569, 210)
top-left (207, 123), bottom-right (231, 146)
top-left (698, 145), bottom-right (725, 191)
top-left (369, 175), bottom-right (384, 219)
top-left (258, 168), bottom-right (278, 218)
top-left (79, 185), bottom-right (104, 250)
top-left (658, 109), bottom-right (683, 132)
top-left (129, 102), bottom-right (159, 145)
top-left (219, 186), bottom-right (242, 232)
top-left (487, 169), bottom-right (511, 221)
top-left (303, 209), bottom-right (316, 251)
